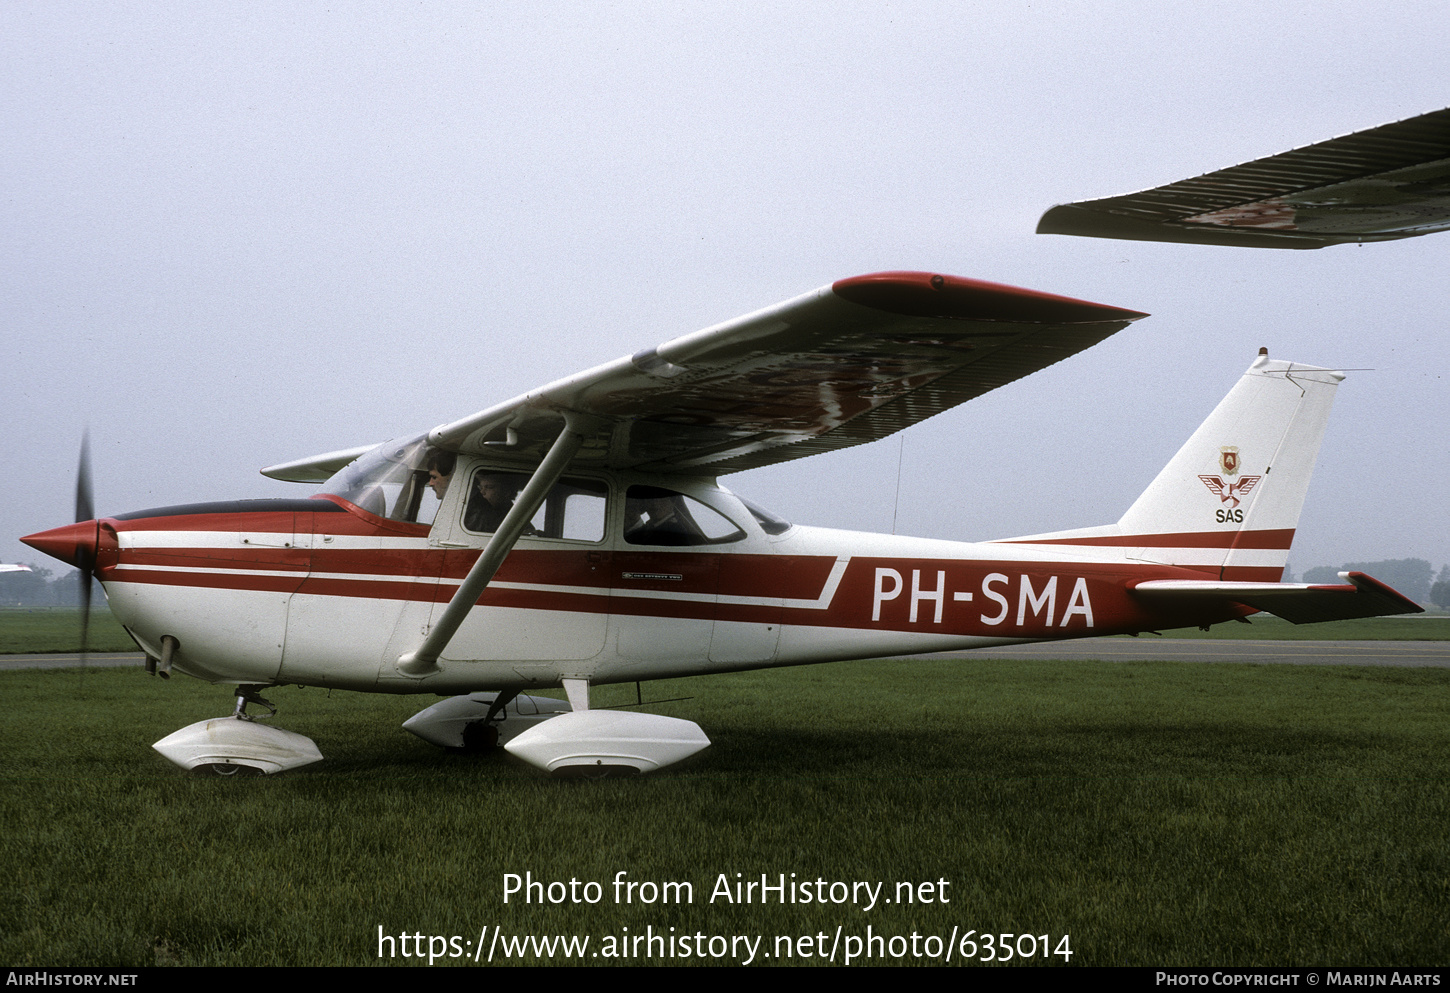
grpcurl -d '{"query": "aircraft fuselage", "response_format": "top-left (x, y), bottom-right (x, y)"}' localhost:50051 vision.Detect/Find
top-left (70, 477), bottom-right (1251, 695)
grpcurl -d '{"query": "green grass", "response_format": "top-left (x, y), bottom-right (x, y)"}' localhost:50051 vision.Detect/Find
top-left (0, 607), bottom-right (136, 653)
top-left (1161, 614), bottom-right (1450, 641)
top-left (2, 659), bottom-right (1446, 967)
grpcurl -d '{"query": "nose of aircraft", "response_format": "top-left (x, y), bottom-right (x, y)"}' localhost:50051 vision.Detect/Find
top-left (21, 520), bottom-right (99, 570)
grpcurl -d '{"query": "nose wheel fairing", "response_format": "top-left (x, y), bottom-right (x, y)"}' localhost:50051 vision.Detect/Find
top-left (152, 716), bottom-right (323, 776)
top-left (151, 683), bottom-right (322, 776)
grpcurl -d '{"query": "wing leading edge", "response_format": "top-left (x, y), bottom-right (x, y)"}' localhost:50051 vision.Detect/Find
top-left (421, 271), bottom-right (1146, 475)
top-left (1039, 107), bottom-right (1450, 249)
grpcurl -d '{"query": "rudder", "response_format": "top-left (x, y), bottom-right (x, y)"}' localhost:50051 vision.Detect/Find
top-left (1116, 350), bottom-right (1344, 580)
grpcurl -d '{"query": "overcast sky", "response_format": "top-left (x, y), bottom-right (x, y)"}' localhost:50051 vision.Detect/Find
top-left (4, 2), bottom-right (1447, 581)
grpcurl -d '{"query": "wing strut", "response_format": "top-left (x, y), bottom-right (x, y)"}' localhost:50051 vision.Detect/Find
top-left (397, 416), bottom-right (588, 676)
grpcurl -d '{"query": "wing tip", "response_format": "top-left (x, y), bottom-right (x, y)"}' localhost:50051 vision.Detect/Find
top-left (831, 270), bottom-right (1149, 323)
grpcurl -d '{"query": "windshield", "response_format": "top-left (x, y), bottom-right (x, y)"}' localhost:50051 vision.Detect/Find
top-left (737, 495), bottom-right (792, 535)
top-left (319, 433), bottom-right (443, 524)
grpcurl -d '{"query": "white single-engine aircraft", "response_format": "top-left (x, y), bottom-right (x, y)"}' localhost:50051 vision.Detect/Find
top-left (22, 271), bottom-right (1421, 777)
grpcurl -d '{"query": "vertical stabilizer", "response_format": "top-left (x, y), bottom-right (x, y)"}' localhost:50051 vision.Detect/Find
top-left (1115, 351), bottom-right (1343, 579)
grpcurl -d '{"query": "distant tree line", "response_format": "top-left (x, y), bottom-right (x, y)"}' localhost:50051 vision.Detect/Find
top-left (1298, 558), bottom-right (1447, 607)
top-left (0, 566), bottom-right (101, 607)
top-left (1432, 565), bottom-right (1450, 610)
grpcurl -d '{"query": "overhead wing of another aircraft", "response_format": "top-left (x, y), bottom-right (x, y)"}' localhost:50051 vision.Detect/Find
top-left (421, 272), bottom-right (1147, 475)
top-left (1038, 107), bottom-right (1450, 249)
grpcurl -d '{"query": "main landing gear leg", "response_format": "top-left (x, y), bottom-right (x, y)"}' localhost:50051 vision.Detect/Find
top-left (459, 689), bottom-right (520, 752)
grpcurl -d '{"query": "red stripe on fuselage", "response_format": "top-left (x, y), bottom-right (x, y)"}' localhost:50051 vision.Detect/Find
top-left (998, 529), bottom-right (1294, 550)
top-left (100, 506), bottom-right (1258, 637)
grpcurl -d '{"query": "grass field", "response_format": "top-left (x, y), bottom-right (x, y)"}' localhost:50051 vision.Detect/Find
top-left (0, 607), bottom-right (137, 653)
top-left (2, 657), bottom-right (1446, 967)
top-left (1156, 614), bottom-right (1450, 640)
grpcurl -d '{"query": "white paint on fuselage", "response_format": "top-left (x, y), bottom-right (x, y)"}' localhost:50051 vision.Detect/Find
top-left (106, 581), bottom-right (288, 684)
top-left (102, 479), bottom-right (1264, 697)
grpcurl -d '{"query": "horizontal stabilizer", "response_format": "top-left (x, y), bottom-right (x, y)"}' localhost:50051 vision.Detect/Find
top-left (1132, 571), bottom-right (1424, 625)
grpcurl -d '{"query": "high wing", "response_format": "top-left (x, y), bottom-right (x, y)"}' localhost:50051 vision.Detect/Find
top-left (421, 271), bottom-right (1146, 474)
top-left (1038, 107), bottom-right (1450, 249)
top-left (266, 272), bottom-right (1145, 480)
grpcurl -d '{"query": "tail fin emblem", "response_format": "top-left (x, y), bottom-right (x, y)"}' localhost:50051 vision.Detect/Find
top-left (1199, 474), bottom-right (1262, 508)
top-left (1219, 446), bottom-right (1240, 476)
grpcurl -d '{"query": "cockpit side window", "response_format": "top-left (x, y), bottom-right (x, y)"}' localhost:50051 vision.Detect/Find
top-left (623, 485), bottom-right (745, 546)
top-left (463, 472), bottom-right (608, 542)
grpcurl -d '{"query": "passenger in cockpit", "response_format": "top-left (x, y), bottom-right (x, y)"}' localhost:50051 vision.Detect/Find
top-left (466, 472), bottom-right (523, 533)
top-left (624, 491), bottom-right (696, 545)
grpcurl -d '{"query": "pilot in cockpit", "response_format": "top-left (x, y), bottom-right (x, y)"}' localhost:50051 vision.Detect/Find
top-left (425, 451), bottom-right (455, 500)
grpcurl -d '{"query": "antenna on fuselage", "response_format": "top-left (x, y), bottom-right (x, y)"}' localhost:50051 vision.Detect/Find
top-left (891, 434), bottom-right (905, 535)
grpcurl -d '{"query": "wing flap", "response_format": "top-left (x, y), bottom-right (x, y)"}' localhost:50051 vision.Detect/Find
top-left (1039, 107), bottom-right (1450, 248)
top-left (1132, 571), bottom-right (1424, 625)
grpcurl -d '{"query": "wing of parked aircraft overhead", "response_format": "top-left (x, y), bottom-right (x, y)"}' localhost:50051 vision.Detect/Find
top-left (264, 271), bottom-right (1147, 480)
top-left (421, 272), bottom-right (1147, 475)
top-left (1038, 107), bottom-right (1450, 249)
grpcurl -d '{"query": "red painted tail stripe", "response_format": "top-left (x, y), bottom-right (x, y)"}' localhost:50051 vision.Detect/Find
top-left (1000, 528), bottom-right (1294, 550)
